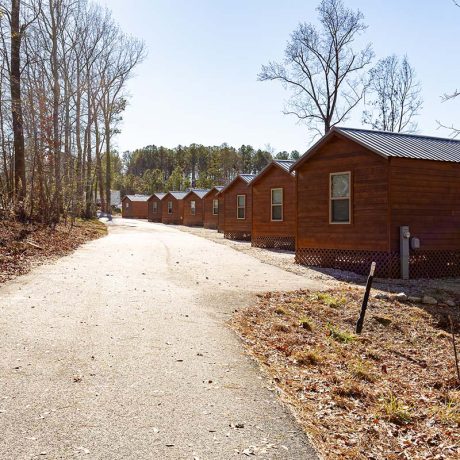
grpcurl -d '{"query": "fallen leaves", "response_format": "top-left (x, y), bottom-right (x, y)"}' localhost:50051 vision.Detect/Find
top-left (232, 288), bottom-right (460, 460)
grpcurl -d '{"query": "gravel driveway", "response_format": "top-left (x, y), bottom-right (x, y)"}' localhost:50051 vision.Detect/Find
top-left (0, 218), bottom-right (323, 459)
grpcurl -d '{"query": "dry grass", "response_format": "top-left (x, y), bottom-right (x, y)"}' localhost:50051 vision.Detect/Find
top-left (232, 288), bottom-right (460, 459)
top-left (0, 218), bottom-right (107, 283)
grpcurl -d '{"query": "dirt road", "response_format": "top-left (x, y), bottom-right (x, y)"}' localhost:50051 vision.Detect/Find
top-left (0, 218), bottom-right (322, 459)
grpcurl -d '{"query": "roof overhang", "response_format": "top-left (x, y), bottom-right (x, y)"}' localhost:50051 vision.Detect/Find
top-left (251, 160), bottom-right (294, 187)
top-left (290, 127), bottom-right (389, 172)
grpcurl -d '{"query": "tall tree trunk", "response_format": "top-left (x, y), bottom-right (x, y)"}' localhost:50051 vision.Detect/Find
top-left (104, 114), bottom-right (111, 213)
top-left (10, 0), bottom-right (27, 213)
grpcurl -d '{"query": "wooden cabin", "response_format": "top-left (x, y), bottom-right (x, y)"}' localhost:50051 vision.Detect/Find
top-left (251, 160), bottom-right (296, 250)
top-left (217, 190), bottom-right (225, 233)
top-left (121, 195), bottom-right (150, 219)
top-left (203, 186), bottom-right (223, 230)
top-left (182, 189), bottom-right (209, 226)
top-left (292, 127), bottom-right (460, 279)
top-left (161, 191), bottom-right (187, 225)
top-left (220, 174), bottom-right (255, 240)
top-left (147, 193), bottom-right (166, 222)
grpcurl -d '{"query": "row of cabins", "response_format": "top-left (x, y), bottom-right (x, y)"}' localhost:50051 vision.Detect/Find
top-left (122, 127), bottom-right (460, 279)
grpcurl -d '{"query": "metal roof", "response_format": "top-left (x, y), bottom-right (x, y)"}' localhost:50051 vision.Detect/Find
top-left (153, 192), bottom-right (166, 200)
top-left (123, 194), bottom-right (150, 202)
top-left (219, 174), bottom-right (256, 194)
top-left (165, 191), bottom-right (187, 200)
top-left (273, 159), bottom-right (295, 172)
top-left (292, 127), bottom-right (460, 171)
top-left (203, 186), bottom-right (224, 198)
top-left (240, 174), bottom-right (256, 184)
top-left (185, 189), bottom-right (210, 199)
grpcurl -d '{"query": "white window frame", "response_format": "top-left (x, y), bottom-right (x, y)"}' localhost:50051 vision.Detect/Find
top-left (271, 188), bottom-right (283, 222)
top-left (152, 202), bottom-right (158, 213)
top-left (125, 201), bottom-right (129, 208)
top-left (190, 200), bottom-right (196, 216)
top-left (237, 194), bottom-right (246, 220)
top-left (329, 171), bottom-right (351, 224)
top-left (212, 199), bottom-right (219, 215)
top-left (167, 201), bottom-right (173, 214)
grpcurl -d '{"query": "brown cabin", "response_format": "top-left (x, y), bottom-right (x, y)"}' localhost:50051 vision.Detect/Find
top-left (182, 189), bottom-right (209, 226)
top-left (220, 174), bottom-right (255, 240)
top-left (292, 127), bottom-right (460, 279)
top-left (121, 195), bottom-right (149, 219)
top-left (147, 193), bottom-right (166, 222)
top-left (251, 160), bottom-right (296, 251)
top-left (203, 186), bottom-right (224, 230)
top-left (217, 191), bottom-right (225, 233)
top-left (161, 191), bottom-right (186, 225)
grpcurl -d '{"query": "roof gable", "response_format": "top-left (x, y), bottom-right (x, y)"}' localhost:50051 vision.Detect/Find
top-left (184, 189), bottom-right (210, 200)
top-left (220, 174), bottom-right (256, 194)
top-left (122, 194), bottom-right (150, 202)
top-left (203, 186), bottom-right (224, 198)
top-left (251, 160), bottom-right (295, 186)
top-left (292, 127), bottom-right (460, 171)
top-left (162, 191), bottom-right (187, 201)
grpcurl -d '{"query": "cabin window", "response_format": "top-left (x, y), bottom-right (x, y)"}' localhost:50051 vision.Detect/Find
top-left (167, 201), bottom-right (173, 214)
top-left (212, 199), bottom-right (219, 215)
top-left (152, 202), bottom-right (158, 213)
top-left (330, 172), bottom-right (351, 224)
top-left (237, 195), bottom-right (246, 219)
top-left (271, 188), bottom-right (283, 221)
top-left (191, 200), bottom-right (196, 215)
top-left (125, 201), bottom-right (129, 208)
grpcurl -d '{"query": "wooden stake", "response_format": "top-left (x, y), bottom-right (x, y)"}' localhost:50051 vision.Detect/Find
top-left (449, 315), bottom-right (460, 384)
top-left (356, 262), bottom-right (376, 334)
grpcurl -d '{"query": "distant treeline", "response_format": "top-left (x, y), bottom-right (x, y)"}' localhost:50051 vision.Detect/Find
top-left (114, 144), bottom-right (300, 195)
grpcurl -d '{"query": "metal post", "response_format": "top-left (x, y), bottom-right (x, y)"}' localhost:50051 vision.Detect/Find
top-left (356, 262), bottom-right (376, 334)
top-left (400, 226), bottom-right (410, 280)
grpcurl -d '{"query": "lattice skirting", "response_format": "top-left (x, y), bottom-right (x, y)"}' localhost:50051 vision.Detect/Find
top-left (296, 248), bottom-right (400, 278)
top-left (224, 231), bottom-right (251, 241)
top-left (296, 248), bottom-right (460, 279)
top-left (409, 250), bottom-right (460, 278)
top-left (252, 236), bottom-right (295, 251)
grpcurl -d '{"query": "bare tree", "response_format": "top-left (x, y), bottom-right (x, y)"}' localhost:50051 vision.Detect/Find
top-left (258, 0), bottom-right (373, 135)
top-left (363, 55), bottom-right (422, 133)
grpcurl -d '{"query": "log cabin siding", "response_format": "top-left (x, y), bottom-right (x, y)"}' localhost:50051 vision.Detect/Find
top-left (389, 157), bottom-right (460, 252)
top-left (251, 165), bottom-right (296, 245)
top-left (161, 193), bottom-right (184, 225)
top-left (147, 195), bottom-right (163, 222)
top-left (183, 192), bottom-right (205, 226)
top-left (121, 197), bottom-right (149, 219)
top-left (296, 136), bottom-right (390, 252)
top-left (217, 194), bottom-right (225, 233)
top-left (203, 189), bottom-right (220, 229)
top-left (222, 178), bottom-right (252, 239)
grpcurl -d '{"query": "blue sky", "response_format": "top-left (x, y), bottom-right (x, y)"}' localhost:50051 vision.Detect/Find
top-left (102, 0), bottom-right (460, 154)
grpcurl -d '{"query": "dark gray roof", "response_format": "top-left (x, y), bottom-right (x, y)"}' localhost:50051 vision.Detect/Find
top-left (165, 191), bottom-right (187, 200)
top-left (274, 160), bottom-right (295, 172)
top-left (240, 174), bottom-right (256, 184)
top-left (123, 194), bottom-right (150, 202)
top-left (185, 189), bottom-right (210, 199)
top-left (219, 174), bottom-right (256, 194)
top-left (337, 127), bottom-right (460, 162)
top-left (203, 186), bottom-right (224, 198)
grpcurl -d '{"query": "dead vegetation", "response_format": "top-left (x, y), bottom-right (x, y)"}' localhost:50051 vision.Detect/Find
top-left (232, 287), bottom-right (460, 459)
top-left (0, 218), bottom-right (107, 284)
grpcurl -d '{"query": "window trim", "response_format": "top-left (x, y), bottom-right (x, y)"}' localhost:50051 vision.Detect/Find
top-left (152, 201), bottom-right (158, 213)
top-left (167, 200), bottom-right (173, 214)
top-left (190, 200), bottom-right (196, 216)
top-left (125, 201), bottom-right (129, 208)
top-left (271, 188), bottom-right (283, 222)
top-left (329, 171), bottom-right (352, 225)
top-left (236, 194), bottom-right (246, 220)
top-left (212, 199), bottom-right (219, 216)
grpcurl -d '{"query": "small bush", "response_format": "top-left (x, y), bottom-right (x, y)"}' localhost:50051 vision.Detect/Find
top-left (327, 323), bottom-right (356, 344)
top-left (275, 306), bottom-right (288, 315)
top-left (293, 349), bottom-right (322, 366)
top-left (299, 316), bottom-right (314, 331)
top-left (379, 392), bottom-right (412, 424)
top-left (314, 292), bottom-right (347, 308)
top-left (334, 380), bottom-right (366, 400)
top-left (350, 359), bottom-right (377, 383)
